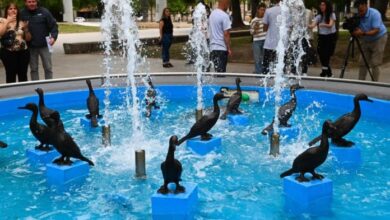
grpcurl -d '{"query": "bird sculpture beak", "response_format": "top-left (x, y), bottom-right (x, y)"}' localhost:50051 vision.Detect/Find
top-left (365, 98), bottom-right (373, 102)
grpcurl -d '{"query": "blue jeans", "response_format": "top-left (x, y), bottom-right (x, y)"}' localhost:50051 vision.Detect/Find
top-left (161, 33), bottom-right (172, 63)
top-left (252, 40), bottom-right (265, 74)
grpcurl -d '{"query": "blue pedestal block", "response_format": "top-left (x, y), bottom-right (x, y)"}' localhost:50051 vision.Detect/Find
top-left (46, 160), bottom-right (90, 185)
top-left (186, 137), bottom-right (222, 156)
top-left (151, 182), bottom-right (198, 220)
top-left (227, 114), bottom-right (249, 126)
top-left (278, 126), bottom-right (300, 142)
top-left (80, 117), bottom-right (104, 129)
top-left (26, 148), bottom-right (60, 165)
top-left (283, 174), bottom-right (333, 205)
top-left (330, 144), bottom-right (362, 167)
top-left (284, 194), bottom-right (332, 216)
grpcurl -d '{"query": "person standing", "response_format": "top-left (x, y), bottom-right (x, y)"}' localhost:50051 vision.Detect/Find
top-left (159, 8), bottom-right (174, 68)
top-left (20, 0), bottom-right (58, 80)
top-left (309, 0), bottom-right (337, 77)
top-left (301, 8), bottom-right (315, 75)
top-left (209, 0), bottom-right (231, 73)
top-left (353, 0), bottom-right (388, 81)
top-left (262, 0), bottom-right (281, 74)
top-left (0, 3), bottom-right (31, 83)
top-left (250, 3), bottom-right (267, 74)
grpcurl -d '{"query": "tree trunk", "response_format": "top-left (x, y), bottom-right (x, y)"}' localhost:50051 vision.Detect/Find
top-left (231, 0), bottom-right (245, 28)
top-left (250, 0), bottom-right (259, 20)
top-left (373, 0), bottom-right (389, 21)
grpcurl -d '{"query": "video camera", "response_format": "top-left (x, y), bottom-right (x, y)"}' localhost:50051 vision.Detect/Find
top-left (342, 1), bottom-right (361, 32)
top-left (342, 15), bottom-right (360, 32)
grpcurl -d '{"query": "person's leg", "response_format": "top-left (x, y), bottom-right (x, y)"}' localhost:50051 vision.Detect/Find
top-left (16, 49), bottom-right (30, 82)
top-left (166, 34), bottom-right (173, 66)
top-left (161, 34), bottom-right (169, 65)
top-left (317, 35), bottom-right (328, 77)
top-left (0, 49), bottom-right (17, 83)
top-left (29, 48), bottom-right (40, 80)
top-left (211, 50), bottom-right (227, 73)
top-left (258, 40), bottom-right (265, 74)
top-left (253, 40), bottom-right (261, 74)
top-left (220, 51), bottom-right (228, 72)
top-left (39, 47), bottom-right (53, 79)
top-left (369, 34), bottom-right (387, 81)
top-left (262, 49), bottom-right (273, 74)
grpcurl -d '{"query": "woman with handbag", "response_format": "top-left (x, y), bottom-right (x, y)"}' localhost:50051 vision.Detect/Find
top-left (309, 0), bottom-right (337, 77)
top-left (0, 3), bottom-right (31, 83)
top-left (159, 8), bottom-right (174, 68)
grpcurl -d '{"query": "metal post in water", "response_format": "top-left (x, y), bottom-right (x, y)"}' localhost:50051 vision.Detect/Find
top-left (269, 133), bottom-right (280, 157)
top-left (102, 125), bottom-right (111, 146)
top-left (135, 150), bottom-right (146, 179)
top-left (195, 109), bottom-right (203, 121)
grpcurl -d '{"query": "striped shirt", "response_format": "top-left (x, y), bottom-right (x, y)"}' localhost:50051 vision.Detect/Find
top-left (250, 17), bottom-right (266, 41)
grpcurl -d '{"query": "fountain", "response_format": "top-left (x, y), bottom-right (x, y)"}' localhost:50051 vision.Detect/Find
top-left (0, 0), bottom-right (389, 218)
top-left (186, 2), bottom-right (210, 121)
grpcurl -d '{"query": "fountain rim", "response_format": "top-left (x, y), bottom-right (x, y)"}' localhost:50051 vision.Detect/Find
top-left (0, 72), bottom-right (389, 100)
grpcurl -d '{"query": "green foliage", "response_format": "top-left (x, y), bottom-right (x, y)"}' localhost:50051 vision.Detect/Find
top-left (168, 0), bottom-right (187, 14)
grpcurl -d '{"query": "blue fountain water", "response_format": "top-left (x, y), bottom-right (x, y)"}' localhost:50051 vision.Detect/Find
top-left (0, 85), bottom-right (389, 219)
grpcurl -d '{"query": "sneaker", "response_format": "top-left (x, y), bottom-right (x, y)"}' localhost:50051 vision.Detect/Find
top-left (163, 64), bottom-right (170, 68)
top-left (167, 63), bottom-right (174, 67)
top-left (320, 71), bottom-right (326, 77)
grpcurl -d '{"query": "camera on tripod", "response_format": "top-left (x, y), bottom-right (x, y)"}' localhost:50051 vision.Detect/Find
top-left (342, 15), bottom-right (360, 32)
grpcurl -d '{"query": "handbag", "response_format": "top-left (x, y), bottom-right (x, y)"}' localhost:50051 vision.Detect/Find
top-left (1, 21), bottom-right (18, 48)
top-left (0, 30), bottom-right (16, 47)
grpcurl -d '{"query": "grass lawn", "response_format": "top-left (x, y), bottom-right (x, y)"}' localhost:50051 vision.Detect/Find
top-left (59, 23), bottom-right (100, 33)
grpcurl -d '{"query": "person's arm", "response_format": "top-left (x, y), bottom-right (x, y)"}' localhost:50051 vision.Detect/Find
top-left (263, 10), bottom-right (269, 32)
top-left (159, 20), bottom-right (164, 42)
top-left (319, 18), bottom-right (335, 28)
top-left (353, 27), bottom-right (380, 37)
top-left (21, 21), bottom-right (32, 41)
top-left (0, 16), bottom-right (16, 36)
top-left (224, 30), bottom-right (231, 56)
top-left (44, 8), bottom-right (58, 45)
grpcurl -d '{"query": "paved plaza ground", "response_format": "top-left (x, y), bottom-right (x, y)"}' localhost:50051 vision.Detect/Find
top-left (1, 26), bottom-right (390, 84)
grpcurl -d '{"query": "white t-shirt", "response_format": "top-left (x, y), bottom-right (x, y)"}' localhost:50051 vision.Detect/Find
top-left (263, 5), bottom-right (281, 50)
top-left (209, 8), bottom-right (231, 51)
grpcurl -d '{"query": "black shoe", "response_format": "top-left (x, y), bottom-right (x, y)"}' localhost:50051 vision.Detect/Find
top-left (320, 71), bottom-right (326, 77)
top-left (163, 64), bottom-right (170, 68)
top-left (167, 63), bottom-right (173, 67)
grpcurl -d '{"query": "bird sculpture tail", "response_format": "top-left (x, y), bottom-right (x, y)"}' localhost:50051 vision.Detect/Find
top-left (280, 168), bottom-right (294, 178)
top-left (78, 155), bottom-right (95, 166)
top-left (261, 123), bottom-right (273, 135)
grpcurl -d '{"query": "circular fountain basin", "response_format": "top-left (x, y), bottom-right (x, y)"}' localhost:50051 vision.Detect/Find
top-left (0, 74), bottom-right (389, 219)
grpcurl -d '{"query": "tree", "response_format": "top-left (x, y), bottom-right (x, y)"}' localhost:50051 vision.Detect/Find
top-left (231, 0), bottom-right (245, 28)
top-left (371, 0), bottom-right (389, 21)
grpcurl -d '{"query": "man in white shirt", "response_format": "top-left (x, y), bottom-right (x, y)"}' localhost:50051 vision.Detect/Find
top-left (209, 0), bottom-right (231, 73)
top-left (262, 0), bottom-right (281, 74)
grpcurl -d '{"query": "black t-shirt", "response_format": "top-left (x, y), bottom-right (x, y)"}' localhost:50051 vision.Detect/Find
top-left (161, 17), bottom-right (173, 35)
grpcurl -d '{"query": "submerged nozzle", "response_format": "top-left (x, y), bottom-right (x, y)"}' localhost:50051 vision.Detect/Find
top-left (102, 125), bottom-right (111, 146)
top-left (269, 133), bottom-right (280, 157)
top-left (135, 149), bottom-right (146, 179)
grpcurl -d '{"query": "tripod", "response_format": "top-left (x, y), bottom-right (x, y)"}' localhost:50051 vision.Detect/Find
top-left (339, 34), bottom-right (374, 81)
